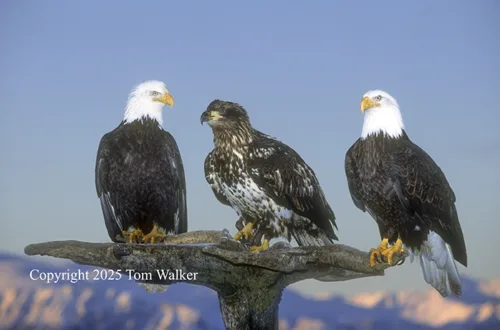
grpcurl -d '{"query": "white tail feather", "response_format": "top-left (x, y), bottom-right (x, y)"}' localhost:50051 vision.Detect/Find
top-left (408, 231), bottom-right (462, 297)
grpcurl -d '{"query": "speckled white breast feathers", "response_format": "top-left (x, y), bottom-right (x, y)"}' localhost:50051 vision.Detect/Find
top-left (211, 169), bottom-right (293, 235)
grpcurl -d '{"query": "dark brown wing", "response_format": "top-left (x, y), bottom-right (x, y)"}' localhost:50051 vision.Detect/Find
top-left (95, 132), bottom-right (124, 241)
top-left (384, 139), bottom-right (467, 266)
top-left (344, 139), bottom-right (366, 212)
top-left (248, 132), bottom-right (338, 241)
top-left (162, 130), bottom-right (188, 233)
top-left (204, 150), bottom-right (231, 206)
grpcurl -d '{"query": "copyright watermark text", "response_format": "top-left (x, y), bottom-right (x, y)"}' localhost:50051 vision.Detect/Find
top-left (29, 268), bottom-right (198, 284)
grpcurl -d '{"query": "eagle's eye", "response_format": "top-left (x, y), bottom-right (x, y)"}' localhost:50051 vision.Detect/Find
top-left (373, 95), bottom-right (383, 102)
top-left (151, 91), bottom-right (160, 96)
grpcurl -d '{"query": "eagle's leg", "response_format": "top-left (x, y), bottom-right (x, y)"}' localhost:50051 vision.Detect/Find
top-left (251, 229), bottom-right (264, 246)
top-left (381, 238), bottom-right (405, 265)
top-left (142, 224), bottom-right (167, 244)
top-left (369, 238), bottom-right (389, 267)
top-left (122, 228), bottom-right (144, 244)
top-left (234, 222), bottom-right (254, 241)
top-left (235, 217), bottom-right (244, 231)
top-left (248, 238), bottom-right (269, 252)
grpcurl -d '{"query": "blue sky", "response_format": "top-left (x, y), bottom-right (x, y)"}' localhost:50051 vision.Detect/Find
top-left (1, 0), bottom-right (499, 296)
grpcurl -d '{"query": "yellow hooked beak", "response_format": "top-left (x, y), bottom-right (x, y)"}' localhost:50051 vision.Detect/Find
top-left (200, 110), bottom-right (224, 124)
top-left (360, 97), bottom-right (379, 113)
top-left (154, 93), bottom-right (174, 107)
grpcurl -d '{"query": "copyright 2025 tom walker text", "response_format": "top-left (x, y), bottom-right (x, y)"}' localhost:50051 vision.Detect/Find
top-left (29, 268), bottom-right (198, 284)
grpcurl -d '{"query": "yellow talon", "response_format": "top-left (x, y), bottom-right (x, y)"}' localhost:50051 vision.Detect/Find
top-left (234, 222), bottom-right (254, 241)
top-left (369, 238), bottom-right (389, 267)
top-left (122, 228), bottom-right (144, 244)
top-left (249, 239), bottom-right (269, 252)
top-left (381, 238), bottom-right (405, 265)
top-left (142, 224), bottom-right (167, 244)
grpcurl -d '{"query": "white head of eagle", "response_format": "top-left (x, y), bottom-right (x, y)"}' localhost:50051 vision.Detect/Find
top-left (123, 80), bottom-right (174, 126)
top-left (360, 89), bottom-right (404, 139)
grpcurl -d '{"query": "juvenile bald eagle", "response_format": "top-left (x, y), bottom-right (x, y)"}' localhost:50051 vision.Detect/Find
top-left (345, 89), bottom-right (467, 297)
top-left (201, 100), bottom-right (338, 251)
top-left (95, 80), bottom-right (187, 244)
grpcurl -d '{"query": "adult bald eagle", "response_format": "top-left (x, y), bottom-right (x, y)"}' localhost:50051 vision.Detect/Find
top-left (95, 80), bottom-right (187, 244)
top-left (345, 89), bottom-right (467, 297)
top-left (201, 100), bottom-right (338, 251)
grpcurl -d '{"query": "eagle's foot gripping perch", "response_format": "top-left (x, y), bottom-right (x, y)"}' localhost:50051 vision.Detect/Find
top-left (369, 238), bottom-right (405, 266)
top-left (381, 238), bottom-right (404, 265)
top-left (369, 238), bottom-right (389, 267)
top-left (122, 228), bottom-right (144, 244)
top-left (142, 224), bottom-right (167, 244)
top-left (234, 222), bottom-right (254, 241)
top-left (248, 239), bottom-right (269, 253)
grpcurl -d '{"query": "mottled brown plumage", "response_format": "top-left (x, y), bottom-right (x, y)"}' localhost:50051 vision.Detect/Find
top-left (201, 100), bottom-right (338, 249)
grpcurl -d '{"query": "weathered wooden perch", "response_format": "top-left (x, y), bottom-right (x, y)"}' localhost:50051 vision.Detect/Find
top-left (24, 230), bottom-right (406, 330)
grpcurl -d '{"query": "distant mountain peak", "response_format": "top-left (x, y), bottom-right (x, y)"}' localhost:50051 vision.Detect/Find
top-left (480, 278), bottom-right (500, 298)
